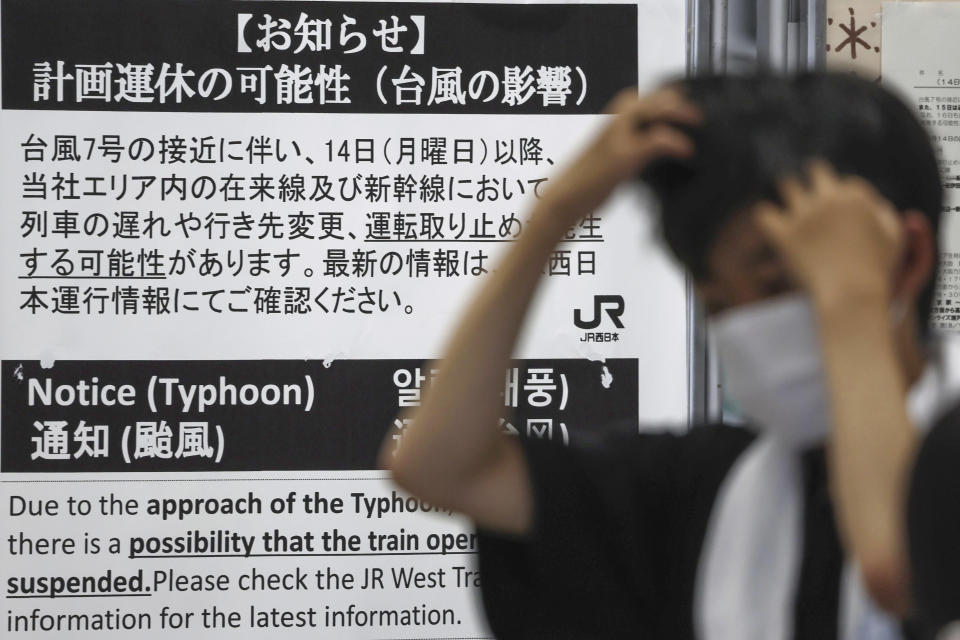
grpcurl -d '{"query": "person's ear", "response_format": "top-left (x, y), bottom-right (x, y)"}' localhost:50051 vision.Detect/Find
top-left (891, 209), bottom-right (935, 305)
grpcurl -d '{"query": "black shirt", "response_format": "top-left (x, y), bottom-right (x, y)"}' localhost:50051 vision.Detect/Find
top-left (474, 421), bottom-right (933, 639)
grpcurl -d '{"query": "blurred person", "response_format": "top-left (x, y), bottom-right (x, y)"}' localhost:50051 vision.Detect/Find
top-left (382, 73), bottom-right (958, 639)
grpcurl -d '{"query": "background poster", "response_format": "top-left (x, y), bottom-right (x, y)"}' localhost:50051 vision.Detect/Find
top-left (883, 1), bottom-right (960, 332)
top-left (0, 0), bottom-right (687, 636)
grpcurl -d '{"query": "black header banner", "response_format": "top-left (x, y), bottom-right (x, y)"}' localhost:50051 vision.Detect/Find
top-left (1, 358), bottom-right (639, 472)
top-left (1, 0), bottom-right (639, 113)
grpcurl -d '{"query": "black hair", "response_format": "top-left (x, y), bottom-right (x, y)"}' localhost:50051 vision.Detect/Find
top-left (640, 72), bottom-right (943, 331)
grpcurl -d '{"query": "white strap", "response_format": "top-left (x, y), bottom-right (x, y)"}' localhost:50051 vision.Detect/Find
top-left (695, 437), bottom-right (802, 640)
top-left (697, 336), bottom-right (960, 640)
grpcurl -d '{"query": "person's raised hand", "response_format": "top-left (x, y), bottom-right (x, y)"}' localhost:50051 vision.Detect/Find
top-left (754, 160), bottom-right (903, 309)
top-left (540, 85), bottom-right (702, 226)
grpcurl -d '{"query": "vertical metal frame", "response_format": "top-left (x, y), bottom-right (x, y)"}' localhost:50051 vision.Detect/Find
top-left (808, 0), bottom-right (827, 69)
top-left (684, 0), bottom-right (828, 426)
top-left (759, 0), bottom-right (789, 70)
top-left (686, 0), bottom-right (729, 75)
top-left (684, 0), bottom-right (720, 426)
top-left (686, 280), bottom-right (711, 425)
top-left (687, 0), bottom-right (712, 74)
top-left (760, 0), bottom-right (826, 72)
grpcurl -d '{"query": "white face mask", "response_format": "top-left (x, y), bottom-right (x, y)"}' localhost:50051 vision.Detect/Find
top-left (709, 293), bottom-right (830, 448)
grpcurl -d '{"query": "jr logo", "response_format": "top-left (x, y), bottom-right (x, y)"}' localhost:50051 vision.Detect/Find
top-left (574, 295), bottom-right (625, 330)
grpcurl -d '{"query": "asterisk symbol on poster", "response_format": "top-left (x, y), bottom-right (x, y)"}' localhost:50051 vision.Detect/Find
top-left (829, 7), bottom-right (879, 60)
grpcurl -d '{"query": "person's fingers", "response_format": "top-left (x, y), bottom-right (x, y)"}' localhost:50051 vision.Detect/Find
top-left (807, 158), bottom-right (837, 190)
top-left (873, 199), bottom-right (903, 248)
top-left (637, 124), bottom-right (695, 164)
top-left (778, 174), bottom-right (810, 212)
top-left (627, 88), bottom-right (703, 128)
top-left (753, 201), bottom-right (789, 245)
top-left (603, 86), bottom-right (639, 115)
top-left (842, 175), bottom-right (888, 207)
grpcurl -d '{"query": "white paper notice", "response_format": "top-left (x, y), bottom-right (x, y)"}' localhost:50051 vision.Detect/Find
top-left (0, 0), bottom-right (687, 638)
top-left (884, 1), bottom-right (960, 332)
